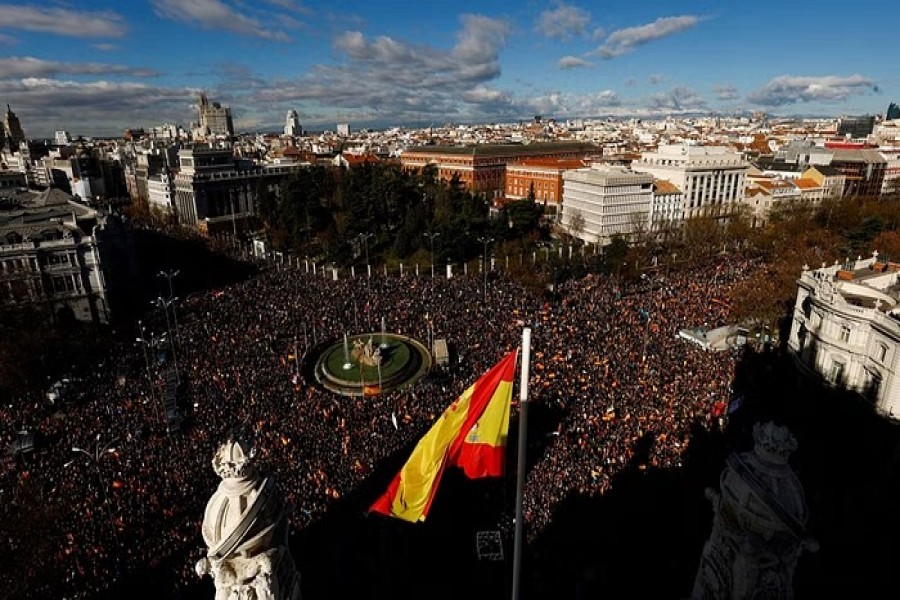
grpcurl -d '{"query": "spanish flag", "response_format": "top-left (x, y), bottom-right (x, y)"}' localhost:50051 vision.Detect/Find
top-left (370, 349), bottom-right (518, 522)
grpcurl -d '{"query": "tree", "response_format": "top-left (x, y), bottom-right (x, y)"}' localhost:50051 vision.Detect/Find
top-left (568, 209), bottom-right (585, 242)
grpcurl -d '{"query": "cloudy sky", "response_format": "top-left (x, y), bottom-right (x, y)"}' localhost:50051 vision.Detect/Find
top-left (0, 0), bottom-right (895, 137)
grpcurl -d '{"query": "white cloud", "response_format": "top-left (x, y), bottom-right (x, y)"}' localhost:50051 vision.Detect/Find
top-left (649, 85), bottom-right (707, 112)
top-left (263, 0), bottom-right (311, 14)
top-left (250, 14), bottom-right (512, 126)
top-left (2, 78), bottom-right (195, 137)
top-left (92, 43), bottom-right (118, 52)
top-left (592, 27), bottom-right (605, 41)
top-left (559, 56), bottom-right (591, 70)
top-left (595, 15), bottom-right (701, 58)
top-left (0, 57), bottom-right (158, 79)
top-left (522, 89), bottom-right (620, 117)
top-left (648, 74), bottom-right (663, 85)
top-left (713, 84), bottom-right (740, 101)
top-left (535, 4), bottom-right (591, 40)
top-left (462, 85), bottom-right (511, 105)
top-left (151, 0), bottom-right (291, 42)
top-left (0, 5), bottom-right (127, 38)
top-left (747, 74), bottom-right (877, 106)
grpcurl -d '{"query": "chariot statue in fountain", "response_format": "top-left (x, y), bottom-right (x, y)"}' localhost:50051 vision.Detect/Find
top-left (195, 436), bottom-right (301, 600)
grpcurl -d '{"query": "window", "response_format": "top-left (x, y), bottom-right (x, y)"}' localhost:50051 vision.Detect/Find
top-left (830, 360), bottom-right (845, 384)
top-left (877, 344), bottom-right (888, 363)
top-left (839, 325), bottom-right (851, 343)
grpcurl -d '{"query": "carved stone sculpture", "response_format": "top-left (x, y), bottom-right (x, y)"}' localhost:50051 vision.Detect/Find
top-left (196, 436), bottom-right (301, 600)
top-left (692, 422), bottom-right (818, 600)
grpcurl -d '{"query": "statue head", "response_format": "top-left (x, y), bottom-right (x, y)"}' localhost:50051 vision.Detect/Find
top-left (752, 422), bottom-right (797, 465)
top-left (212, 435), bottom-right (256, 480)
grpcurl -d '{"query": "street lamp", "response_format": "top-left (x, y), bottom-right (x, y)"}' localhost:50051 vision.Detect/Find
top-left (424, 231), bottom-right (440, 278)
top-left (136, 320), bottom-right (151, 381)
top-left (358, 233), bottom-right (373, 279)
top-left (157, 269), bottom-right (180, 331)
top-left (477, 236), bottom-right (494, 305)
top-left (154, 296), bottom-right (180, 384)
top-left (157, 268), bottom-right (180, 300)
top-left (67, 435), bottom-right (120, 549)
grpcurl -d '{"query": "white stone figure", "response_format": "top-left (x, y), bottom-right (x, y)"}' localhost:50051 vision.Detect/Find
top-left (692, 422), bottom-right (818, 600)
top-left (196, 436), bottom-right (301, 600)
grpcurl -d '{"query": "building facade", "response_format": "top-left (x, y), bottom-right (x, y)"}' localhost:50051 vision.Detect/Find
top-left (173, 144), bottom-right (305, 228)
top-left (560, 166), bottom-right (654, 244)
top-left (284, 110), bottom-right (301, 137)
top-left (631, 144), bottom-right (747, 221)
top-left (198, 93), bottom-right (234, 138)
top-left (3, 104), bottom-right (26, 149)
top-left (650, 179), bottom-right (684, 234)
top-left (401, 142), bottom-right (595, 199)
top-left (788, 255), bottom-right (900, 417)
top-left (504, 158), bottom-right (587, 207)
top-left (0, 188), bottom-right (112, 324)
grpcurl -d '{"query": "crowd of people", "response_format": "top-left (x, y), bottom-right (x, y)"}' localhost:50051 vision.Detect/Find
top-left (1, 248), bottom-right (761, 599)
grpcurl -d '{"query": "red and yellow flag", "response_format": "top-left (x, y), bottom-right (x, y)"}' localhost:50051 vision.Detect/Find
top-left (369, 349), bottom-right (518, 522)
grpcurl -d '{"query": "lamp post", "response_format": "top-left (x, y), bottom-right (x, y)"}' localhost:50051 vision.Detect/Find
top-left (157, 269), bottom-right (180, 330)
top-left (136, 320), bottom-right (151, 380)
top-left (154, 296), bottom-right (180, 384)
top-left (67, 435), bottom-right (120, 549)
top-left (424, 231), bottom-right (440, 278)
top-left (358, 233), bottom-right (373, 280)
top-left (477, 236), bottom-right (494, 305)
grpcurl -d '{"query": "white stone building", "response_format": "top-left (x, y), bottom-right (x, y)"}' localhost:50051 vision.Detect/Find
top-left (147, 170), bottom-right (175, 214)
top-left (284, 110), bottom-right (301, 137)
top-left (632, 144), bottom-right (748, 221)
top-left (788, 255), bottom-right (900, 417)
top-left (560, 166), bottom-right (653, 244)
top-left (0, 188), bottom-right (111, 323)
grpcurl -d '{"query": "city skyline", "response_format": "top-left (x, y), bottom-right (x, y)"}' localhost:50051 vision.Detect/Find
top-left (0, 0), bottom-right (896, 138)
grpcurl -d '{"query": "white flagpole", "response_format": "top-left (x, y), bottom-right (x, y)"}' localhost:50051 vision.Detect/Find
top-left (511, 327), bottom-right (531, 600)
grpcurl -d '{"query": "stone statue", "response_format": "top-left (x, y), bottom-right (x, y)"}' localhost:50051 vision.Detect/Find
top-left (196, 436), bottom-right (301, 600)
top-left (692, 422), bottom-right (818, 600)
top-left (352, 336), bottom-right (382, 367)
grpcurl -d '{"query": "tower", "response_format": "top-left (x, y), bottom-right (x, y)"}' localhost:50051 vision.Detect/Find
top-left (887, 102), bottom-right (900, 121)
top-left (4, 104), bottom-right (26, 148)
top-left (197, 93), bottom-right (234, 137)
top-left (284, 110), bottom-right (301, 136)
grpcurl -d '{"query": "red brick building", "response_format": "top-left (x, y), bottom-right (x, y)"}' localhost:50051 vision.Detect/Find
top-left (400, 142), bottom-right (596, 198)
top-left (504, 158), bottom-right (589, 207)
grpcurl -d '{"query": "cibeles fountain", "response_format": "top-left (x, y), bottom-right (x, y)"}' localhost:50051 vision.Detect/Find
top-left (692, 422), bottom-right (819, 600)
top-left (196, 436), bottom-right (301, 600)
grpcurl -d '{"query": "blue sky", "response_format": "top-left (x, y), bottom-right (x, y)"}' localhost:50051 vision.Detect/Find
top-left (0, 0), bottom-right (895, 137)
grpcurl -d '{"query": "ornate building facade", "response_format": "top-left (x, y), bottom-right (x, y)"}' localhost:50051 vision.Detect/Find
top-left (0, 188), bottom-right (117, 323)
top-left (787, 253), bottom-right (900, 417)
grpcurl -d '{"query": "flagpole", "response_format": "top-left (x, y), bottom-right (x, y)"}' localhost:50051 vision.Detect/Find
top-left (511, 327), bottom-right (531, 600)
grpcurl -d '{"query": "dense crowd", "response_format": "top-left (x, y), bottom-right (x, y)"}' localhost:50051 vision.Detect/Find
top-left (0, 251), bottom-right (759, 599)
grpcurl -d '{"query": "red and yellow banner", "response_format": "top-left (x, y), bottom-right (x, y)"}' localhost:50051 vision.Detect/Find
top-left (369, 349), bottom-right (518, 522)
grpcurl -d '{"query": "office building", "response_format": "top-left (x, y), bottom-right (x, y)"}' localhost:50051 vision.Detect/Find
top-left (837, 115), bottom-right (876, 139)
top-left (3, 104), bottom-right (26, 149)
top-left (887, 102), bottom-right (900, 121)
top-left (198, 93), bottom-right (234, 138)
top-left (284, 110), bottom-right (302, 137)
top-left (560, 166), bottom-right (654, 245)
